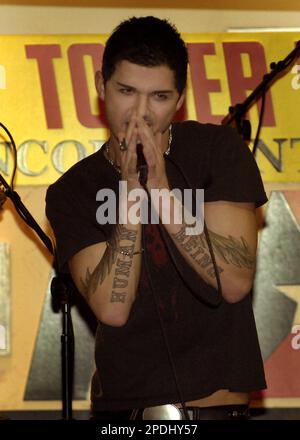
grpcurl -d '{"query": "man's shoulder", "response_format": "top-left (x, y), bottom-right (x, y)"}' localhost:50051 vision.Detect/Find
top-left (47, 148), bottom-right (104, 195)
top-left (173, 120), bottom-right (247, 152)
top-left (173, 120), bottom-right (229, 144)
top-left (172, 121), bottom-right (229, 156)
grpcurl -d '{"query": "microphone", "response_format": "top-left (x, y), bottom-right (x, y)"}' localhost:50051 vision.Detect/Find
top-left (136, 143), bottom-right (148, 185)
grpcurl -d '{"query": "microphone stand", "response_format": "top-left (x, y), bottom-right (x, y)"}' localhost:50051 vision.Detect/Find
top-left (222, 40), bottom-right (300, 139)
top-left (0, 170), bottom-right (74, 420)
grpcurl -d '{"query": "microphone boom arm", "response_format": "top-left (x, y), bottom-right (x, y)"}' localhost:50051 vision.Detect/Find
top-left (222, 40), bottom-right (300, 135)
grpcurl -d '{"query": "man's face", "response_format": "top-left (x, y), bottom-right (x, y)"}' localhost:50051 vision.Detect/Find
top-left (97, 60), bottom-right (185, 144)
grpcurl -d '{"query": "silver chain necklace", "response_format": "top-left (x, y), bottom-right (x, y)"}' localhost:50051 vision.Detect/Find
top-left (104, 144), bottom-right (121, 174)
top-left (105, 125), bottom-right (173, 174)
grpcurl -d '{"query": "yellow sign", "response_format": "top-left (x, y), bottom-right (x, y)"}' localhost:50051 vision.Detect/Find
top-left (0, 33), bottom-right (300, 185)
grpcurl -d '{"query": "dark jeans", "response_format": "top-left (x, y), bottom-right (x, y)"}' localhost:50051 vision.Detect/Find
top-left (91, 404), bottom-right (250, 420)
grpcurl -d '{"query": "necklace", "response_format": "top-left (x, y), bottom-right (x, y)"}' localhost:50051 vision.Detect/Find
top-left (164, 125), bottom-right (173, 156)
top-left (104, 125), bottom-right (173, 174)
top-left (104, 143), bottom-right (121, 174)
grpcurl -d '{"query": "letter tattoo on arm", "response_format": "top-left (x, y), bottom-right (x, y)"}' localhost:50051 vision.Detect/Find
top-left (81, 225), bottom-right (138, 301)
top-left (171, 226), bottom-right (254, 280)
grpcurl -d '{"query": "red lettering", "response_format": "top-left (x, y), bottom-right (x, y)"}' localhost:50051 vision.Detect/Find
top-left (188, 43), bottom-right (224, 124)
top-left (26, 45), bottom-right (63, 129)
top-left (68, 44), bottom-right (106, 128)
top-left (223, 42), bottom-right (276, 127)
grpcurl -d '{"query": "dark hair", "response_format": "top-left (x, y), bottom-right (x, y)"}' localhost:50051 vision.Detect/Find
top-left (102, 16), bottom-right (188, 94)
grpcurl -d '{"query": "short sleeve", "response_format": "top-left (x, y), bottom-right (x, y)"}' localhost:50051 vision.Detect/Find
top-left (46, 182), bottom-right (108, 272)
top-left (204, 125), bottom-right (267, 207)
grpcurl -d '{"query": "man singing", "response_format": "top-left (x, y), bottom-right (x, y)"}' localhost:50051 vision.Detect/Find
top-left (46, 16), bottom-right (267, 420)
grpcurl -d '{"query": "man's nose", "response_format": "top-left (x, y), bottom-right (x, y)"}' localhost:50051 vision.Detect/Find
top-left (136, 94), bottom-right (150, 121)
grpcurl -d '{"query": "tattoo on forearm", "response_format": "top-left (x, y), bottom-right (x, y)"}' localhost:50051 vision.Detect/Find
top-left (207, 266), bottom-right (224, 279)
top-left (208, 232), bottom-right (254, 269)
top-left (119, 227), bottom-right (138, 242)
top-left (111, 291), bottom-right (126, 303)
top-left (172, 225), bottom-right (254, 279)
top-left (112, 259), bottom-right (132, 288)
top-left (115, 259), bottom-right (131, 277)
top-left (80, 225), bottom-right (137, 300)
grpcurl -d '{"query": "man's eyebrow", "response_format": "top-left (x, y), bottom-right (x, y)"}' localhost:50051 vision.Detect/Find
top-left (152, 89), bottom-right (174, 94)
top-left (116, 81), bottom-right (136, 89)
top-left (115, 81), bottom-right (174, 94)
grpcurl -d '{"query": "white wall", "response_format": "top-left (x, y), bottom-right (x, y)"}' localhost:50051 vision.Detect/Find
top-left (0, 5), bottom-right (300, 34)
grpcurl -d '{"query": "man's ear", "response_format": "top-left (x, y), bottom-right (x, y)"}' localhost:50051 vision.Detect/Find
top-left (95, 70), bottom-right (105, 100)
top-left (176, 89), bottom-right (186, 112)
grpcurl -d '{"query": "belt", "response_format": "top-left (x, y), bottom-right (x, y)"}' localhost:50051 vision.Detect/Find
top-left (91, 404), bottom-right (250, 421)
top-left (139, 404), bottom-right (250, 420)
top-left (179, 404), bottom-right (250, 420)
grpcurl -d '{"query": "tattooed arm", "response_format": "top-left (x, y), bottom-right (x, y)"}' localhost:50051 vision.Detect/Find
top-left (161, 198), bottom-right (258, 303)
top-left (68, 220), bottom-right (142, 326)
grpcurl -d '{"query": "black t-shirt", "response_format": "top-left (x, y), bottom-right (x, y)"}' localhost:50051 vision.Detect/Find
top-left (46, 121), bottom-right (267, 410)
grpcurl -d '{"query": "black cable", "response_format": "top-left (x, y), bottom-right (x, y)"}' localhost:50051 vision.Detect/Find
top-left (140, 184), bottom-right (190, 421)
top-left (0, 121), bottom-right (73, 419)
top-left (137, 141), bottom-right (224, 420)
top-left (0, 122), bottom-right (55, 255)
top-left (164, 154), bottom-right (223, 301)
top-left (0, 121), bottom-right (17, 191)
top-left (252, 91), bottom-right (266, 157)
